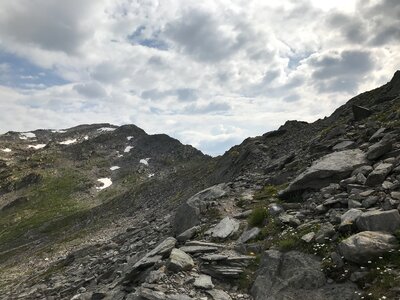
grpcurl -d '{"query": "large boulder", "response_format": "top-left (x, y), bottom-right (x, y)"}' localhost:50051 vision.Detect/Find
top-left (168, 248), bottom-right (194, 272)
top-left (251, 250), bottom-right (358, 300)
top-left (366, 139), bottom-right (393, 160)
top-left (352, 105), bottom-right (372, 121)
top-left (173, 184), bottom-right (228, 235)
top-left (356, 209), bottom-right (400, 233)
top-left (280, 150), bottom-right (368, 199)
top-left (339, 231), bottom-right (398, 264)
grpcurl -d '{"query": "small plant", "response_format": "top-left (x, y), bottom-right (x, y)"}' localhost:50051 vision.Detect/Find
top-left (253, 185), bottom-right (278, 201)
top-left (248, 207), bottom-right (268, 227)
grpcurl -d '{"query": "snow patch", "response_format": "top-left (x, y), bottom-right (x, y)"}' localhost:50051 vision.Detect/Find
top-left (98, 127), bottom-right (116, 132)
top-left (127, 136), bottom-right (133, 141)
top-left (59, 139), bottom-right (77, 145)
top-left (124, 146), bottom-right (133, 153)
top-left (1, 148), bottom-right (12, 153)
top-left (110, 166), bottom-right (120, 171)
top-left (52, 130), bottom-right (67, 133)
top-left (96, 178), bottom-right (112, 190)
top-left (28, 144), bottom-right (46, 150)
top-left (140, 158), bottom-right (150, 166)
top-left (19, 132), bottom-right (36, 140)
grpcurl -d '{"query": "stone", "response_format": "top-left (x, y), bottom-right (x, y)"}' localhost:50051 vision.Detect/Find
top-left (352, 105), bottom-right (372, 121)
top-left (315, 223), bottom-right (335, 243)
top-left (365, 163), bottom-right (393, 186)
top-left (301, 232), bottom-right (315, 243)
top-left (177, 226), bottom-right (200, 243)
top-left (251, 250), bottom-right (358, 300)
top-left (173, 184), bottom-right (228, 235)
top-left (200, 255), bottom-right (256, 279)
top-left (168, 248), bottom-right (194, 272)
top-left (148, 237), bottom-right (177, 258)
top-left (339, 208), bottom-right (363, 233)
top-left (339, 231), bottom-right (398, 264)
top-left (369, 128), bottom-right (386, 142)
top-left (362, 196), bottom-right (379, 208)
top-left (137, 287), bottom-right (167, 300)
top-left (194, 275), bottom-right (214, 290)
top-left (278, 213), bottom-right (301, 227)
top-left (333, 141), bottom-right (355, 151)
top-left (178, 246), bottom-right (218, 254)
top-left (205, 217), bottom-right (239, 239)
top-left (167, 295), bottom-right (194, 300)
top-left (367, 140), bottom-right (393, 160)
top-left (237, 227), bottom-right (260, 244)
top-left (268, 203), bottom-right (284, 216)
top-left (391, 191), bottom-right (400, 200)
top-left (355, 173), bottom-right (367, 185)
top-left (280, 150), bottom-right (368, 199)
top-left (352, 165), bottom-right (373, 177)
top-left (348, 199), bottom-right (362, 209)
top-left (356, 209), bottom-right (400, 233)
top-left (205, 289), bottom-right (232, 300)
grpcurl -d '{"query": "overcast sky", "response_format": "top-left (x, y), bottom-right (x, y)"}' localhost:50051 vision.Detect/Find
top-left (0, 0), bottom-right (399, 155)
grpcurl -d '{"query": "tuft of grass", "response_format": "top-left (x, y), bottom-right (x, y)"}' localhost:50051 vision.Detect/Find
top-left (253, 185), bottom-right (278, 201)
top-left (248, 207), bottom-right (268, 227)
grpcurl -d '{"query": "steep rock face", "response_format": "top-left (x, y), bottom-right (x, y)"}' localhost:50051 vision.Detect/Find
top-left (280, 149), bottom-right (368, 199)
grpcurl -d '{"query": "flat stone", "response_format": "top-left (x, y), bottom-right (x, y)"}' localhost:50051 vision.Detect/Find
top-left (205, 289), bottom-right (232, 300)
top-left (205, 217), bottom-right (239, 239)
top-left (179, 246), bottom-right (219, 254)
top-left (391, 191), bottom-right (400, 200)
top-left (301, 232), bottom-right (315, 243)
top-left (177, 226), bottom-right (200, 243)
top-left (339, 231), bottom-right (398, 264)
top-left (194, 275), bottom-right (214, 290)
top-left (356, 209), bottom-right (400, 233)
top-left (148, 237), bottom-right (177, 258)
top-left (333, 141), bottom-right (355, 151)
top-left (237, 227), bottom-right (260, 244)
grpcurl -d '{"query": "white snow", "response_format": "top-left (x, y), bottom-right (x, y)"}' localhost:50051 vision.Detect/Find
top-left (98, 127), bottom-right (116, 132)
top-left (19, 132), bottom-right (36, 140)
top-left (110, 166), bottom-right (120, 171)
top-left (140, 158), bottom-right (150, 166)
top-left (59, 139), bottom-right (77, 145)
top-left (28, 144), bottom-right (46, 150)
top-left (148, 173), bottom-right (155, 178)
top-left (52, 130), bottom-right (67, 133)
top-left (96, 178), bottom-right (112, 190)
top-left (127, 136), bottom-right (133, 141)
top-left (1, 148), bottom-right (12, 153)
top-left (124, 146), bottom-right (133, 153)
top-left (84, 135), bottom-right (89, 140)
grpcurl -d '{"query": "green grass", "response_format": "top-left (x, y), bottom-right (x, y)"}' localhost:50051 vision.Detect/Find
top-left (253, 185), bottom-right (279, 201)
top-left (248, 207), bottom-right (268, 227)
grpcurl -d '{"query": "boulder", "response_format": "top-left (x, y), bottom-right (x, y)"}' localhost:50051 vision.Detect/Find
top-left (176, 226), bottom-right (200, 243)
top-left (251, 250), bottom-right (358, 300)
top-left (367, 140), bottom-right (393, 160)
top-left (168, 248), bottom-right (194, 272)
top-left (194, 275), bottom-right (214, 290)
top-left (205, 217), bottom-right (239, 239)
top-left (339, 231), bottom-right (398, 264)
top-left (356, 209), bottom-right (400, 233)
top-left (339, 209), bottom-right (363, 232)
top-left (173, 184), bottom-right (228, 235)
top-left (365, 163), bottom-right (393, 186)
top-left (333, 141), bottom-right (355, 151)
top-left (352, 105), bottom-right (372, 121)
top-left (206, 289), bottom-right (232, 300)
top-left (279, 150), bottom-right (368, 199)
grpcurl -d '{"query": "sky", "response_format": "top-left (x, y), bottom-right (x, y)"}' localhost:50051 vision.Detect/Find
top-left (0, 0), bottom-right (399, 156)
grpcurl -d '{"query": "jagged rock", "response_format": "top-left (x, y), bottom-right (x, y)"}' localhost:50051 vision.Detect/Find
top-left (173, 184), bottom-right (228, 235)
top-left (179, 246), bottom-right (219, 254)
top-left (206, 289), bottom-right (232, 300)
top-left (205, 217), bottom-right (239, 239)
top-left (278, 213), bottom-right (301, 227)
top-left (369, 128), bottom-right (386, 142)
top-left (362, 196), bottom-right (379, 208)
top-left (356, 209), bottom-right (400, 233)
top-left (367, 139), bottom-right (393, 160)
top-left (168, 248), bottom-right (194, 272)
top-left (280, 149), bottom-right (368, 199)
top-left (136, 287), bottom-right (167, 300)
top-left (200, 255), bottom-right (256, 279)
top-left (339, 209), bottom-right (363, 232)
top-left (315, 223), bottom-right (335, 243)
top-left (392, 191), bottom-right (400, 200)
top-left (194, 275), bottom-right (214, 290)
top-left (348, 199), bottom-right (362, 209)
top-left (184, 241), bottom-right (225, 248)
top-left (301, 232), bottom-right (315, 243)
top-left (237, 227), bottom-right (260, 244)
top-left (148, 237), bottom-right (177, 258)
top-left (339, 231), bottom-right (398, 264)
top-left (365, 163), bottom-right (393, 186)
top-left (352, 165), bottom-right (373, 177)
top-left (251, 250), bottom-right (358, 300)
top-left (176, 226), bottom-right (200, 243)
top-left (352, 105), bottom-right (372, 121)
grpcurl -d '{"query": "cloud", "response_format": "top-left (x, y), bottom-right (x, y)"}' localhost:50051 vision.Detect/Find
top-left (73, 82), bottom-right (107, 99)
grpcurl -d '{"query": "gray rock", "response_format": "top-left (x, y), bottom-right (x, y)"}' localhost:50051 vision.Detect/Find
top-left (391, 191), bottom-right (400, 200)
top-left (194, 275), bottom-right (214, 290)
top-left (362, 196), bottom-right (379, 208)
top-left (348, 199), bottom-right (362, 209)
top-left (233, 209), bottom-right (252, 219)
top-left (367, 140), bottom-right (393, 160)
top-left (315, 223), bottom-right (335, 243)
top-left (179, 246), bottom-right (219, 254)
top-left (352, 105), bottom-right (372, 121)
top-left (352, 165), bottom-right (373, 177)
top-left (365, 163), bottom-right (393, 186)
top-left (278, 213), bottom-right (301, 227)
top-left (280, 150), bottom-right (368, 199)
top-left (333, 141), bottom-right (355, 151)
top-left (369, 128), bottom-right (386, 142)
top-left (168, 248), bottom-right (194, 272)
top-left (268, 203), bottom-right (284, 216)
top-left (148, 237), bottom-right (177, 258)
top-left (339, 209), bottom-right (363, 232)
top-left (167, 295), bottom-right (193, 300)
top-left (173, 184), bottom-right (228, 235)
top-left (356, 209), bottom-right (400, 233)
top-left (176, 226), bottom-right (200, 243)
top-left (301, 232), bottom-right (315, 243)
top-left (339, 231), bottom-right (398, 264)
top-left (205, 217), bottom-right (239, 239)
top-left (137, 287), bottom-right (166, 300)
top-left (237, 227), bottom-right (260, 244)
top-left (205, 289), bottom-right (232, 300)
top-left (251, 250), bottom-right (358, 300)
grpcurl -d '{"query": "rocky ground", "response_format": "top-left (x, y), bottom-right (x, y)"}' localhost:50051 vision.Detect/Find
top-left (0, 71), bottom-right (399, 299)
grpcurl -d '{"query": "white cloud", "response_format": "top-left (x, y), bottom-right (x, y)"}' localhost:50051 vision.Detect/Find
top-left (0, 0), bottom-right (398, 155)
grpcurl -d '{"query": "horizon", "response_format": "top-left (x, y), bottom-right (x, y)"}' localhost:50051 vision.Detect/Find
top-left (0, 0), bottom-right (399, 156)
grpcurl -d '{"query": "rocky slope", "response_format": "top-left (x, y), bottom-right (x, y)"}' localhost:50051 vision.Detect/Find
top-left (0, 71), bottom-right (399, 300)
